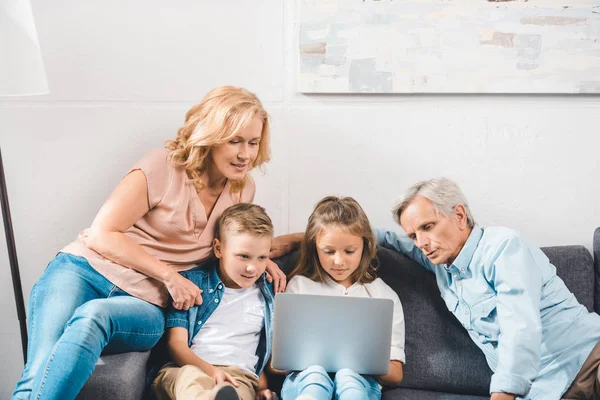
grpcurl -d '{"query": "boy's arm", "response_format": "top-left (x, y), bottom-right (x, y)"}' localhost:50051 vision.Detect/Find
top-left (255, 372), bottom-right (276, 400)
top-left (375, 360), bottom-right (403, 387)
top-left (166, 327), bottom-right (239, 387)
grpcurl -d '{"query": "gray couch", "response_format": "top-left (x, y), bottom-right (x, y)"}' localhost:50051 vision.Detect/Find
top-left (78, 227), bottom-right (600, 400)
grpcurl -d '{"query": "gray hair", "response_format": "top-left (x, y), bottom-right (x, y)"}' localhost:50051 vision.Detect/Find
top-left (392, 178), bottom-right (475, 228)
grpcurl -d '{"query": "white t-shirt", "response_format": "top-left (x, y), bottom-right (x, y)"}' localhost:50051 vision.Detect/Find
top-left (286, 275), bottom-right (406, 363)
top-left (191, 284), bottom-right (265, 375)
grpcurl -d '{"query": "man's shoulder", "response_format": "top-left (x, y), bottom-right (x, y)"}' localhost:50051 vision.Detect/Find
top-left (481, 226), bottom-right (526, 247)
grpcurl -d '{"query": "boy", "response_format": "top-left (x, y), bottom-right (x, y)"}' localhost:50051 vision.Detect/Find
top-left (152, 203), bottom-right (276, 400)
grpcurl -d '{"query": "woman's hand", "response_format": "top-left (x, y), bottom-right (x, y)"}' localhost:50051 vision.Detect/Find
top-left (164, 270), bottom-right (203, 310)
top-left (265, 259), bottom-right (287, 293)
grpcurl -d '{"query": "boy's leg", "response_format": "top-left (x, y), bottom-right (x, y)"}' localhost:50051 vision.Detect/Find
top-left (333, 369), bottom-right (381, 400)
top-left (281, 365), bottom-right (334, 400)
top-left (219, 366), bottom-right (260, 400)
top-left (153, 364), bottom-right (217, 400)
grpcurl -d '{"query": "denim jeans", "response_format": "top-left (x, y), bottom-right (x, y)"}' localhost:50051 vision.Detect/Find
top-left (281, 365), bottom-right (381, 400)
top-left (12, 253), bottom-right (165, 400)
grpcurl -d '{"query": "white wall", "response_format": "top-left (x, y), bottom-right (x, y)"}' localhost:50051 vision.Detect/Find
top-left (1, 1), bottom-right (598, 396)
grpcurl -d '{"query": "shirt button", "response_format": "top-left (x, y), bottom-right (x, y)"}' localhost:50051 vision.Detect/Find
top-left (344, 292), bottom-right (349, 296)
top-left (197, 320), bottom-right (202, 325)
top-left (461, 267), bottom-right (466, 272)
top-left (209, 289), bottom-right (214, 293)
top-left (464, 309), bottom-right (469, 315)
top-left (457, 281), bottom-right (462, 286)
top-left (217, 284), bottom-right (222, 290)
top-left (214, 299), bottom-right (219, 303)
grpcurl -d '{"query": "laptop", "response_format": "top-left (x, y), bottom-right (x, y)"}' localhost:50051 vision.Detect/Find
top-left (271, 293), bottom-right (393, 375)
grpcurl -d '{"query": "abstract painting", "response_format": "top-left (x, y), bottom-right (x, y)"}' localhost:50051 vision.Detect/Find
top-left (298, 0), bottom-right (600, 93)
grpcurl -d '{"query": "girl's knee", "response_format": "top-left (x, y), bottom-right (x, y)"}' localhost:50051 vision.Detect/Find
top-left (334, 368), bottom-right (360, 383)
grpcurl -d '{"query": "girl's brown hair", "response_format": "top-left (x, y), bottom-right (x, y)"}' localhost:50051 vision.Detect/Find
top-left (288, 196), bottom-right (378, 285)
top-left (165, 85), bottom-right (270, 193)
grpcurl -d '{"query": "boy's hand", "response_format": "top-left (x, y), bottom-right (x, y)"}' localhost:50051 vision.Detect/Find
top-left (210, 367), bottom-right (239, 387)
top-left (255, 389), bottom-right (277, 400)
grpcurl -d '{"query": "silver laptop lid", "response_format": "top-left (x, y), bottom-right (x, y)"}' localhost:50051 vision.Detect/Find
top-left (272, 293), bottom-right (393, 375)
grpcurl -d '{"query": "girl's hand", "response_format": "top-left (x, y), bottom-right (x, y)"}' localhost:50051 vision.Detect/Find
top-left (164, 271), bottom-right (203, 310)
top-left (211, 368), bottom-right (239, 387)
top-left (265, 259), bottom-right (287, 293)
top-left (255, 389), bottom-right (277, 400)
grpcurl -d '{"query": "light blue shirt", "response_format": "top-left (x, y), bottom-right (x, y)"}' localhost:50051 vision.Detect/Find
top-left (376, 226), bottom-right (600, 399)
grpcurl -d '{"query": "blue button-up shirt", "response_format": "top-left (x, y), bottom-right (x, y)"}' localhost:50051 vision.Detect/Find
top-left (376, 226), bottom-right (600, 399)
top-left (165, 259), bottom-right (275, 376)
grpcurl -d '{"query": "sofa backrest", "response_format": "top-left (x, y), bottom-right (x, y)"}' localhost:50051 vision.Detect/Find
top-left (273, 242), bottom-right (595, 396)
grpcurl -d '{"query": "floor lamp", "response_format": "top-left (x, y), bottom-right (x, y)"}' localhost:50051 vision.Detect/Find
top-left (0, 0), bottom-right (49, 364)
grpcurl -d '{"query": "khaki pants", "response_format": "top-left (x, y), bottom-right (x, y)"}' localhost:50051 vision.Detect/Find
top-left (152, 364), bottom-right (260, 400)
top-left (563, 341), bottom-right (600, 400)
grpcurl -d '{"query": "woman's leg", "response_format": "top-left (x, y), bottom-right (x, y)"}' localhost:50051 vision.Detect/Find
top-left (333, 369), bottom-right (381, 400)
top-left (281, 365), bottom-right (334, 400)
top-left (29, 294), bottom-right (165, 400)
top-left (11, 253), bottom-right (110, 400)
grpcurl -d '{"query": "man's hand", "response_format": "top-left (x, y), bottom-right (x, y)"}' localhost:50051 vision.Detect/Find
top-left (490, 393), bottom-right (516, 400)
top-left (265, 259), bottom-right (287, 293)
top-left (255, 389), bottom-right (277, 400)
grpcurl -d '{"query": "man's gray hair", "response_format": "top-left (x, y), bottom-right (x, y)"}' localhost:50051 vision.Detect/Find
top-left (392, 178), bottom-right (476, 228)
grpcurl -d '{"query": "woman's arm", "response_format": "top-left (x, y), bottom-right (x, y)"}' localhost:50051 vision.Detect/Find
top-left (86, 170), bottom-right (202, 309)
top-left (167, 327), bottom-right (239, 386)
top-left (375, 360), bottom-right (403, 387)
top-left (255, 373), bottom-right (276, 400)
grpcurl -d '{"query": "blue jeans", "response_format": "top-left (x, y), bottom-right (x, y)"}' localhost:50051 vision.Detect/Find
top-left (281, 365), bottom-right (382, 400)
top-left (12, 253), bottom-right (165, 400)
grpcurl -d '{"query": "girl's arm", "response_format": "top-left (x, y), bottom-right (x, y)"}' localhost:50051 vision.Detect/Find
top-left (166, 327), bottom-right (239, 387)
top-left (255, 373), bottom-right (276, 400)
top-left (86, 170), bottom-right (202, 309)
top-left (375, 360), bottom-right (403, 387)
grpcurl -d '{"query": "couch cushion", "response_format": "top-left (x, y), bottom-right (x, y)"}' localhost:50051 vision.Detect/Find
top-left (541, 245), bottom-right (594, 312)
top-left (76, 351), bottom-right (150, 400)
top-left (384, 388), bottom-right (488, 400)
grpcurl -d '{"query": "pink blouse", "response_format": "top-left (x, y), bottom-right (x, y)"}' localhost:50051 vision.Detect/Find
top-left (62, 148), bottom-right (256, 307)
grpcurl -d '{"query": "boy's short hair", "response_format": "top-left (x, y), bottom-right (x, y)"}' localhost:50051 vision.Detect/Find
top-left (215, 203), bottom-right (274, 242)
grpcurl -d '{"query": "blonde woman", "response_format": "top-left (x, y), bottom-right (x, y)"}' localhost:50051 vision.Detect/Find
top-left (12, 86), bottom-right (285, 400)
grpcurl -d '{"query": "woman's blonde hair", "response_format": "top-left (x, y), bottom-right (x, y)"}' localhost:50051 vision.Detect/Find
top-left (289, 196), bottom-right (379, 285)
top-left (165, 85), bottom-right (271, 192)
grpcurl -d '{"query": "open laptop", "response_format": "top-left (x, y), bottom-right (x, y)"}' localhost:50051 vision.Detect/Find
top-left (271, 293), bottom-right (393, 375)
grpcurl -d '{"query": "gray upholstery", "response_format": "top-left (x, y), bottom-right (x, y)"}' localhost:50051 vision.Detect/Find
top-left (78, 231), bottom-right (599, 400)
top-left (384, 388), bottom-right (488, 400)
top-left (541, 245), bottom-right (595, 312)
top-left (77, 350), bottom-right (151, 400)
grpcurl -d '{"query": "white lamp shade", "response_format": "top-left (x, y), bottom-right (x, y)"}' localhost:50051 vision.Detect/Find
top-left (0, 0), bottom-right (48, 96)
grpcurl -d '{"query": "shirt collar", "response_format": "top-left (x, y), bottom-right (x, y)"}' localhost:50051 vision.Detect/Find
top-left (448, 225), bottom-right (483, 272)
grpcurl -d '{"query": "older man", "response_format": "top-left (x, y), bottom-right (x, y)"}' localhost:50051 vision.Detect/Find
top-left (376, 178), bottom-right (600, 400)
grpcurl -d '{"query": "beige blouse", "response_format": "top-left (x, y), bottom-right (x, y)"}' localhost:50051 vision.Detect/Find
top-left (62, 148), bottom-right (256, 307)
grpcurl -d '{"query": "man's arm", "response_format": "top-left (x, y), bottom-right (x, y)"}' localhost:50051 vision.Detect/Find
top-left (373, 228), bottom-right (436, 271)
top-left (166, 327), bottom-right (239, 387)
top-left (488, 236), bottom-right (544, 398)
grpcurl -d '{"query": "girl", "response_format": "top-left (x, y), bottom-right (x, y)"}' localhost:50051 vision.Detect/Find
top-left (280, 196), bottom-right (405, 400)
top-left (12, 86), bottom-right (285, 400)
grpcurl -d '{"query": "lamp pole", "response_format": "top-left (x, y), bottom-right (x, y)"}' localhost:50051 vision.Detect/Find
top-left (0, 147), bottom-right (27, 363)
